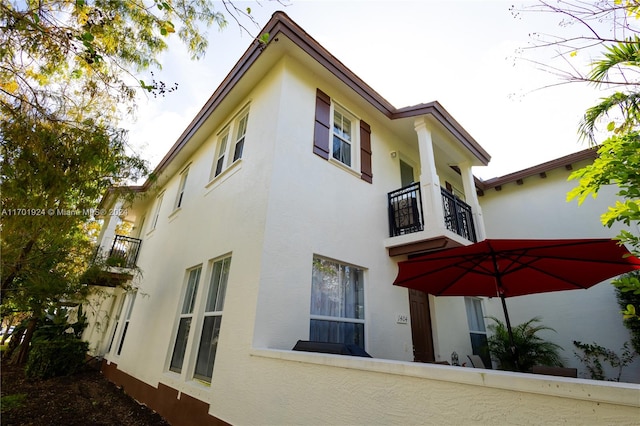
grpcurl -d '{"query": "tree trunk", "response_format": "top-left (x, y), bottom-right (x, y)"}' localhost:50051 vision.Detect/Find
top-left (13, 316), bottom-right (38, 365)
top-left (1, 239), bottom-right (37, 300)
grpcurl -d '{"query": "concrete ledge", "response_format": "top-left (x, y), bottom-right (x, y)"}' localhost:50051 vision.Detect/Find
top-left (250, 347), bottom-right (640, 408)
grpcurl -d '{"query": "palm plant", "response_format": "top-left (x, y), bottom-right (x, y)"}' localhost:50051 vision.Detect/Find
top-left (579, 36), bottom-right (640, 144)
top-left (486, 316), bottom-right (564, 372)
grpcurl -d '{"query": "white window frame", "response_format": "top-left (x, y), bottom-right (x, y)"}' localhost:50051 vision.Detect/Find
top-left (169, 266), bottom-right (202, 374)
top-left (310, 256), bottom-right (366, 349)
top-left (107, 294), bottom-right (126, 354)
top-left (210, 107), bottom-right (249, 180)
top-left (465, 297), bottom-right (489, 363)
top-left (330, 103), bottom-right (359, 171)
top-left (116, 292), bottom-right (137, 356)
top-left (150, 192), bottom-right (164, 231)
top-left (174, 167), bottom-right (190, 210)
top-left (192, 255), bottom-right (231, 383)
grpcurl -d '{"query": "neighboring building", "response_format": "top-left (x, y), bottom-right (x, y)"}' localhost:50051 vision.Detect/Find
top-left (82, 12), bottom-right (638, 426)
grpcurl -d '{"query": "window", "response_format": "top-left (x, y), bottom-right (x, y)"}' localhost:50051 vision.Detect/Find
top-left (211, 109), bottom-right (249, 179)
top-left (332, 107), bottom-right (354, 167)
top-left (117, 292), bottom-right (137, 355)
top-left (193, 256), bottom-right (231, 382)
top-left (213, 130), bottom-right (229, 178)
top-left (174, 168), bottom-right (189, 210)
top-left (151, 193), bottom-right (164, 230)
top-left (310, 256), bottom-right (365, 349)
top-left (107, 295), bottom-right (126, 353)
top-left (465, 297), bottom-right (490, 368)
top-left (170, 267), bottom-right (201, 373)
top-left (233, 114), bottom-right (248, 162)
top-left (313, 89), bottom-right (372, 183)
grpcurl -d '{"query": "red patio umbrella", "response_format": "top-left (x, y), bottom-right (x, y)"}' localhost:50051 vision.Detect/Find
top-left (393, 238), bottom-right (640, 369)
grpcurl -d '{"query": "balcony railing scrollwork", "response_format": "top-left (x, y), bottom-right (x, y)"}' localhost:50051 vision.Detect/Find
top-left (388, 183), bottom-right (424, 237)
top-left (441, 188), bottom-right (477, 243)
top-left (107, 235), bottom-right (142, 269)
top-left (387, 183), bottom-right (477, 243)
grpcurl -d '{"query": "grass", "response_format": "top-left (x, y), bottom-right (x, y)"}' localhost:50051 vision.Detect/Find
top-left (1, 394), bottom-right (27, 413)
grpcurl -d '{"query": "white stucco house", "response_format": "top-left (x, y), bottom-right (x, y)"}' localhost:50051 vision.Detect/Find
top-left (82, 12), bottom-right (639, 426)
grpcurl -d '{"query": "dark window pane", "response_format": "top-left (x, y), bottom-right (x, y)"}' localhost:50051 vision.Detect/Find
top-left (117, 322), bottom-right (129, 355)
top-left (170, 317), bottom-right (191, 373)
top-left (233, 139), bottom-right (244, 161)
top-left (215, 157), bottom-right (224, 177)
top-left (310, 319), bottom-right (364, 350)
top-left (469, 332), bottom-right (491, 369)
top-left (193, 316), bottom-right (222, 382)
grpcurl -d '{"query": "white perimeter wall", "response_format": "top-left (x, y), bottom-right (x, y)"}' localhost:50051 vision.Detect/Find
top-left (479, 163), bottom-right (640, 383)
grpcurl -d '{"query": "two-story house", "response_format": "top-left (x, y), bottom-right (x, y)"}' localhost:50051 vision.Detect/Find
top-left (82, 12), bottom-right (639, 426)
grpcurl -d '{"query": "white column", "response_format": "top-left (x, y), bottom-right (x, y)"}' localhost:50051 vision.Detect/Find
top-left (414, 118), bottom-right (445, 232)
top-left (458, 161), bottom-right (486, 241)
top-left (96, 199), bottom-right (124, 255)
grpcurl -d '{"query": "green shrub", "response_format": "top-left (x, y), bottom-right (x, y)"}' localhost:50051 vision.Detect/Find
top-left (24, 307), bottom-right (89, 379)
top-left (486, 316), bottom-right (565, 372)
top-left (25, 338), bottom-right (89, 379)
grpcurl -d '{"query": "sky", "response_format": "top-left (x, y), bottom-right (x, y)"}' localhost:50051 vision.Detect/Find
top-left (123, 0), bottom-right (611, 180)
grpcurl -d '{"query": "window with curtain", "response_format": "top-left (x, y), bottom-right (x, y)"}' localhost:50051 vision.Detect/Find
top-left (310, 256), bottom-right (365, 349)
top-left (170, 267), bottom-right (201, 373)
top-left (193, 256), bottom-right (231, 382)
top-left (465, 296), bottom-right (491, 368)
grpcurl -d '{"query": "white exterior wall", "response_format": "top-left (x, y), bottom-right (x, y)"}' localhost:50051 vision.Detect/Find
top-left (104, 59), bottom-right (285, 396)
top-left (252, 57), bottom-right (414, 361)
top-left (479, 162), bottom-right (640, 383)
top-left (92, 50), bottom-right (638, 425)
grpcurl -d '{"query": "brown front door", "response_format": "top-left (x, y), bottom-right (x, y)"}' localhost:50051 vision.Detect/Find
top-left (408, 289), bottom-right (435, 362)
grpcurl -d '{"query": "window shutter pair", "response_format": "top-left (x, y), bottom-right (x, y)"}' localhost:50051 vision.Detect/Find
top-left (313, 89), bottom-right (372, 183)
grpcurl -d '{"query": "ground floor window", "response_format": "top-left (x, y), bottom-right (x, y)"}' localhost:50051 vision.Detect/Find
top-left (116, 292), bottom-right (137, 356)
top-left (310, 256), bottom-right (365, 349)
top-left (193, 256), bottom-right (230, 382)
top-left (465, 296), bottom-right (491, 368)
top-left (170, 266), bottom-right (201, 373)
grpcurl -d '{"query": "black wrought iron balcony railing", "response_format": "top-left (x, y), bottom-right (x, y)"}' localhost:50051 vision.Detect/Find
top-left (107, 235), bottom-right (142, 269)
top-left (388, 183), bottom-right (424, 237)
top-left (441, 188), bottom-right (477, 243)
top-left (388, 183), bottom-right (477, 243)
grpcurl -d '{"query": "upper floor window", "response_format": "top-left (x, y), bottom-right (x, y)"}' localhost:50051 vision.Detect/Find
top-left (313, 89), bottom-right (372, 183)
top-left (150, 193), bottom-right (164, 231)
top-left (174, 168), bottom-right (189, 210)
top-left (332, 107), bottom-right (355, 167)
top-left (211, 108), bottom-right (249, 179)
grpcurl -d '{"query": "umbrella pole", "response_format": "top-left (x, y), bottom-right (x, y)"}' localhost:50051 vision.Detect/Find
top-left (500, 293), bottom-right (519, 371)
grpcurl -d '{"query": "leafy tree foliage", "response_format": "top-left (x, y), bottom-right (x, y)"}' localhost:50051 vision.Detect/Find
top-left (522, 1), bottom-right (640, 321)
top-left (0, 0), bottom-right (274, 364)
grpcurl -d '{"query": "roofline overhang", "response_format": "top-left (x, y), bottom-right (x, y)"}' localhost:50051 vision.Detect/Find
top-left (133, 11), bottom-right (489, 192)
top-left (477, 147), bottom-right (598, 192)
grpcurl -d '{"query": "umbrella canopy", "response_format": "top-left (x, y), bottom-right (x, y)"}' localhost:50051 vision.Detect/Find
top-left (394, 239), bottom-right (640, 298)
top-left (393, 238), bottom-right (640, 369)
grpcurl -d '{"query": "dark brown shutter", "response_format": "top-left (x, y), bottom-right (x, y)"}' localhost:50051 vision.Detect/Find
top-left (313, 89), bottom-right (331, 159)
top-left (360, 120), bottom-right (372, 183)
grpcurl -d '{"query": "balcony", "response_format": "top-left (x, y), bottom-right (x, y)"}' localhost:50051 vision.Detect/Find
top-left (440, 188), bottom-right (477, 243)
top-left (106, 235), bottom-right (142, 269)
top-left (83, 235), bottom-right (142, 287)
top-left (386, 183), bottom-right (477, 256)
